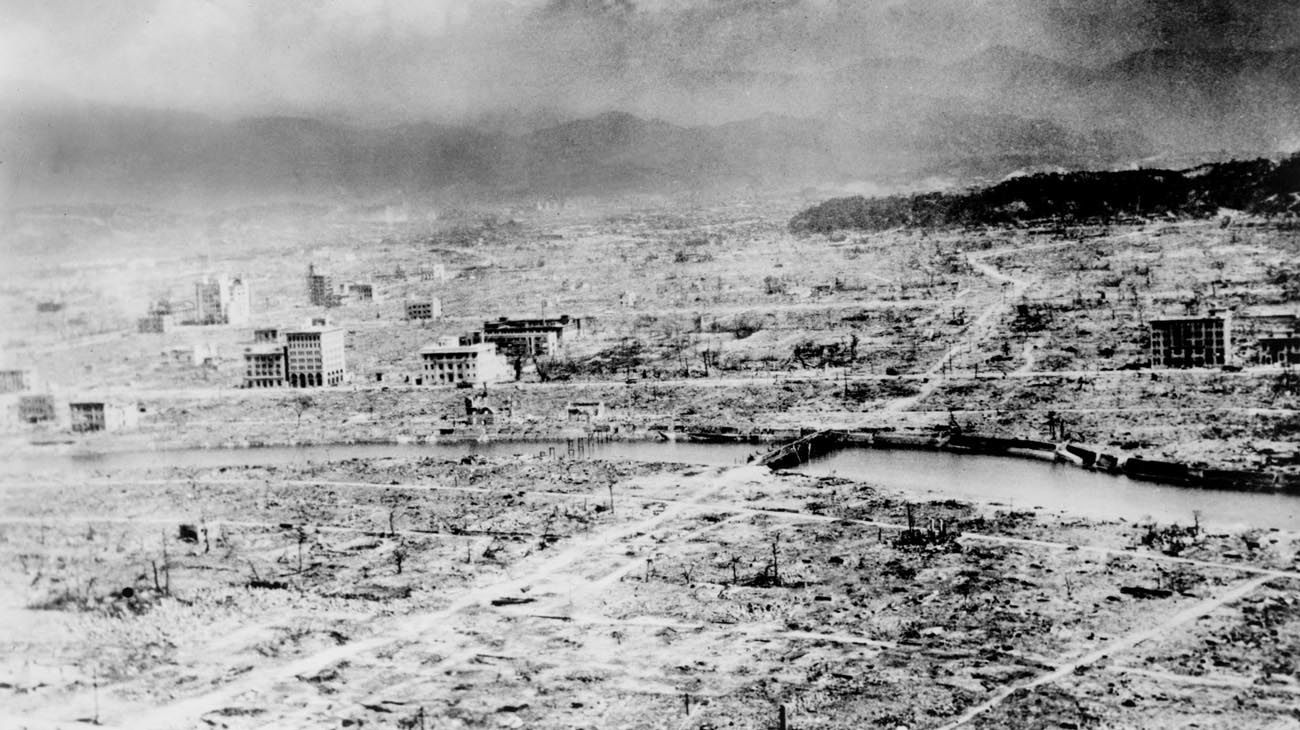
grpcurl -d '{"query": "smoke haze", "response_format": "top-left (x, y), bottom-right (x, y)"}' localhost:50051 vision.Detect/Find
top-left (2, 0), bottom-right (1292, 124)
top-left (1, 0), bottom-right (1297, 205)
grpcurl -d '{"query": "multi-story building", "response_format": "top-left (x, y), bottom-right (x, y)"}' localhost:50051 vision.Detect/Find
top-left (306, 265), bottom-right (336, 307)
top-left (474, 315), bottom-right (580, 360)
top-left (194, 275), bottom-right (251, 325)
top-left (18, 394), bottom-right (56, 424)
top-left (483, 315), bottom-right (581, 341)
top-left (418, 341), bottom-right (510, 386)
top-left (482, 329), bottom-right (559, 360)
top-left (1259, 336), bottom-right (1300, 366)
top-left (1149, 315), bottom-right (1231, 369)
top-left (406, 300), bottom-right (442, 320)
top-left (285, 326), bottom-right (347, 387)
top-left (137, 312), bottom-right (177, 333)
top-left (253, 327), bottom-right (280, 343)
top-left (335, 282), bottom-right (377, 303)
top-left (69, 402), bottom-right (138, 433)
top-left (243, 344), bottom-right (288, 388)
top-left (226, 277), bottom-right (251, 325)
top-left (0, 369), bottom-right (32, 394)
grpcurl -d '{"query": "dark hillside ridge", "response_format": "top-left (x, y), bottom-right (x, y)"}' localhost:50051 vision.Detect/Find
top-left (789, 154), bottom-right (1300, 233)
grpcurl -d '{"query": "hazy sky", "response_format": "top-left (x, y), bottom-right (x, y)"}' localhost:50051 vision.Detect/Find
top-left (2, 0), bottom-right (1297, 123)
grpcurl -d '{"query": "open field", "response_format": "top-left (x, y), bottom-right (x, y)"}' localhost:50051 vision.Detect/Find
top-left (4, 455), bottom-right (1300, 729)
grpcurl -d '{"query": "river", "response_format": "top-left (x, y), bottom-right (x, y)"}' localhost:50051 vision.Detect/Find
top-left (2, 440), bottom-right (1296, 530)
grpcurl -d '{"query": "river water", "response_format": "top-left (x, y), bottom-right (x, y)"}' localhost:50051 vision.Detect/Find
top-left (3, 440), bottom-right (1296, 530)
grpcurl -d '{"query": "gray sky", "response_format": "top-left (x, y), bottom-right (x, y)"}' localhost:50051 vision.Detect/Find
top-left (2, 0), bottom-right (1296, 124)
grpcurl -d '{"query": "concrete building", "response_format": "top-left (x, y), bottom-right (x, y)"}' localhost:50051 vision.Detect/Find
top-left (474, 315), bottom-right (580, 359)
top-left (253, 327), bottom-right (280, 343)
top-left (481, 329), bottom-right (559, 360)
top-left (69, 402), bottom-right (138, 433)
top-left (420, 264), bottom-right (448, 283)
top-left (335, 282), bottom-right (378, 304)
top-left (406, 300), bottom-right (442, 320)
top-left (1149, 315), bottom-right (1232, 369)
top-left (194, 275), bottom-right (252, 325)
top-left (243, 344), bottom-right (288, 388)
top-left (18, 394), bottom-right (56, 424)
top-left (0, 369), bottom-right (32, 394)
top-left (483, 315), bottom-right (582, 341)
top-left (1259, 336), bottom-right (1300, 366)
top-left (285, 326), bottom-right (347, 387)
top-left (195, 276), bottom-right (225, 325)
top-left (306, 265), bottom-right (337, 307)
top-left (418, 342), bottom-right (510, 386)
top-left (566, 401), bottom-right (607, 421)
top-left (137, 312), bottom-right (177, 333)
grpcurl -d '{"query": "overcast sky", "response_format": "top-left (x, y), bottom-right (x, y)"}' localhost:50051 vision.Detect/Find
top-left (2, 0), bottom-right (1297, 124)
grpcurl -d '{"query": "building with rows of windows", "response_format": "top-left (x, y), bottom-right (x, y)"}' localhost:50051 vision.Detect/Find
top-left (1148, 315), bottom-right (1231, 368)
top-left (285, 326), bottom-right (347, 387)
top-left (418, 339), bottom-right (510, 386)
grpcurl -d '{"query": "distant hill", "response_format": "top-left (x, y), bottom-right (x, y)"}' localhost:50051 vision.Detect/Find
top-left (788, 154), bottom-right (1300, 233)
top-left (0, 100), bottom-right (1148, 207)
top-left (6, 43), bottom-right (1298, 207)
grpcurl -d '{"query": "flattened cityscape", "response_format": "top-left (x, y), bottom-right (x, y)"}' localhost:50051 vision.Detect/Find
top-left (4, 2), bottom-right (1300, 728)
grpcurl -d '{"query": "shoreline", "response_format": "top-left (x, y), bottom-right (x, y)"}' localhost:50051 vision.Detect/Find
top-left (7, 420), bottom-right (1298, 497)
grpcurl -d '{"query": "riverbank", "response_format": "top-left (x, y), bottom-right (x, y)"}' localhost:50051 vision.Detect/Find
top-left (3, 454), bottom-right (1299, 729)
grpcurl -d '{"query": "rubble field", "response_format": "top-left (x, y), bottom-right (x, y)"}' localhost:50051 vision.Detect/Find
top-left (3, 455), bottom-right (1299, 729)
top-left (7, 204), bottom-right (1296, 473)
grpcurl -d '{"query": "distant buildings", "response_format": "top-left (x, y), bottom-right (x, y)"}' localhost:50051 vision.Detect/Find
top-left (476, 316), bottom-right (580, 360)
top-left (137, 300), bottom-right (177, 333)
top-left (306, 265), bottom-right (336, 307)
top-left (241, 325), bottom-right (343, 388)
top-left (242, 344), bottom-right (288, 388)
top-left (1259, 336), bottom-right (1300, 366)
top-left (18, 394), bottom-right (55, 424)
top-left (0, 370), bottom-right (54, 430)
top-left (285, 326), bottom-right (347, 387)
top-left (1237, 313), bottom-right (1300, 366)
top-left (0, 369), bottom-right (32, 394)
top-left (420, 264), bottom-right (448, 283)
top-left (137, 312), bottom-right (176, 333)
top-left (194, 275), bottom-right (251, 325)
top-left (406, 300), bottom-right (442, 321)
top-left (336, 281), bottom-right (378, 304)
top-left (1149, 315), bottom-right (1231, 368)
top-left (566, 401), bottom-right (607, 422)
top-left (480, 329), bottom-right (558, 360)
top-left (69, 402), bottom-right (138, 433)
top-left (418, 340), bottom-right (510, 386)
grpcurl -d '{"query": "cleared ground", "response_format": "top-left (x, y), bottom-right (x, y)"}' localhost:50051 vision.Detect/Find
top-left (3, 456), bottom-right (1300, 728)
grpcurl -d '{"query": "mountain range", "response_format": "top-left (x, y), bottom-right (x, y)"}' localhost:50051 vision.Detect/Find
top-left (2, 46), bottom-right (1297, 207)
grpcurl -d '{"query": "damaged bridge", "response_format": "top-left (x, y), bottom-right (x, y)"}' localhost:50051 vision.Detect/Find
top-left (757, 429), bottom-right (849, 470)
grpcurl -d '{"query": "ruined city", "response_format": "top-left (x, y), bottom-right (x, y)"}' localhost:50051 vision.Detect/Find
top-left (3, 2), bottom-right (1300, 729)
